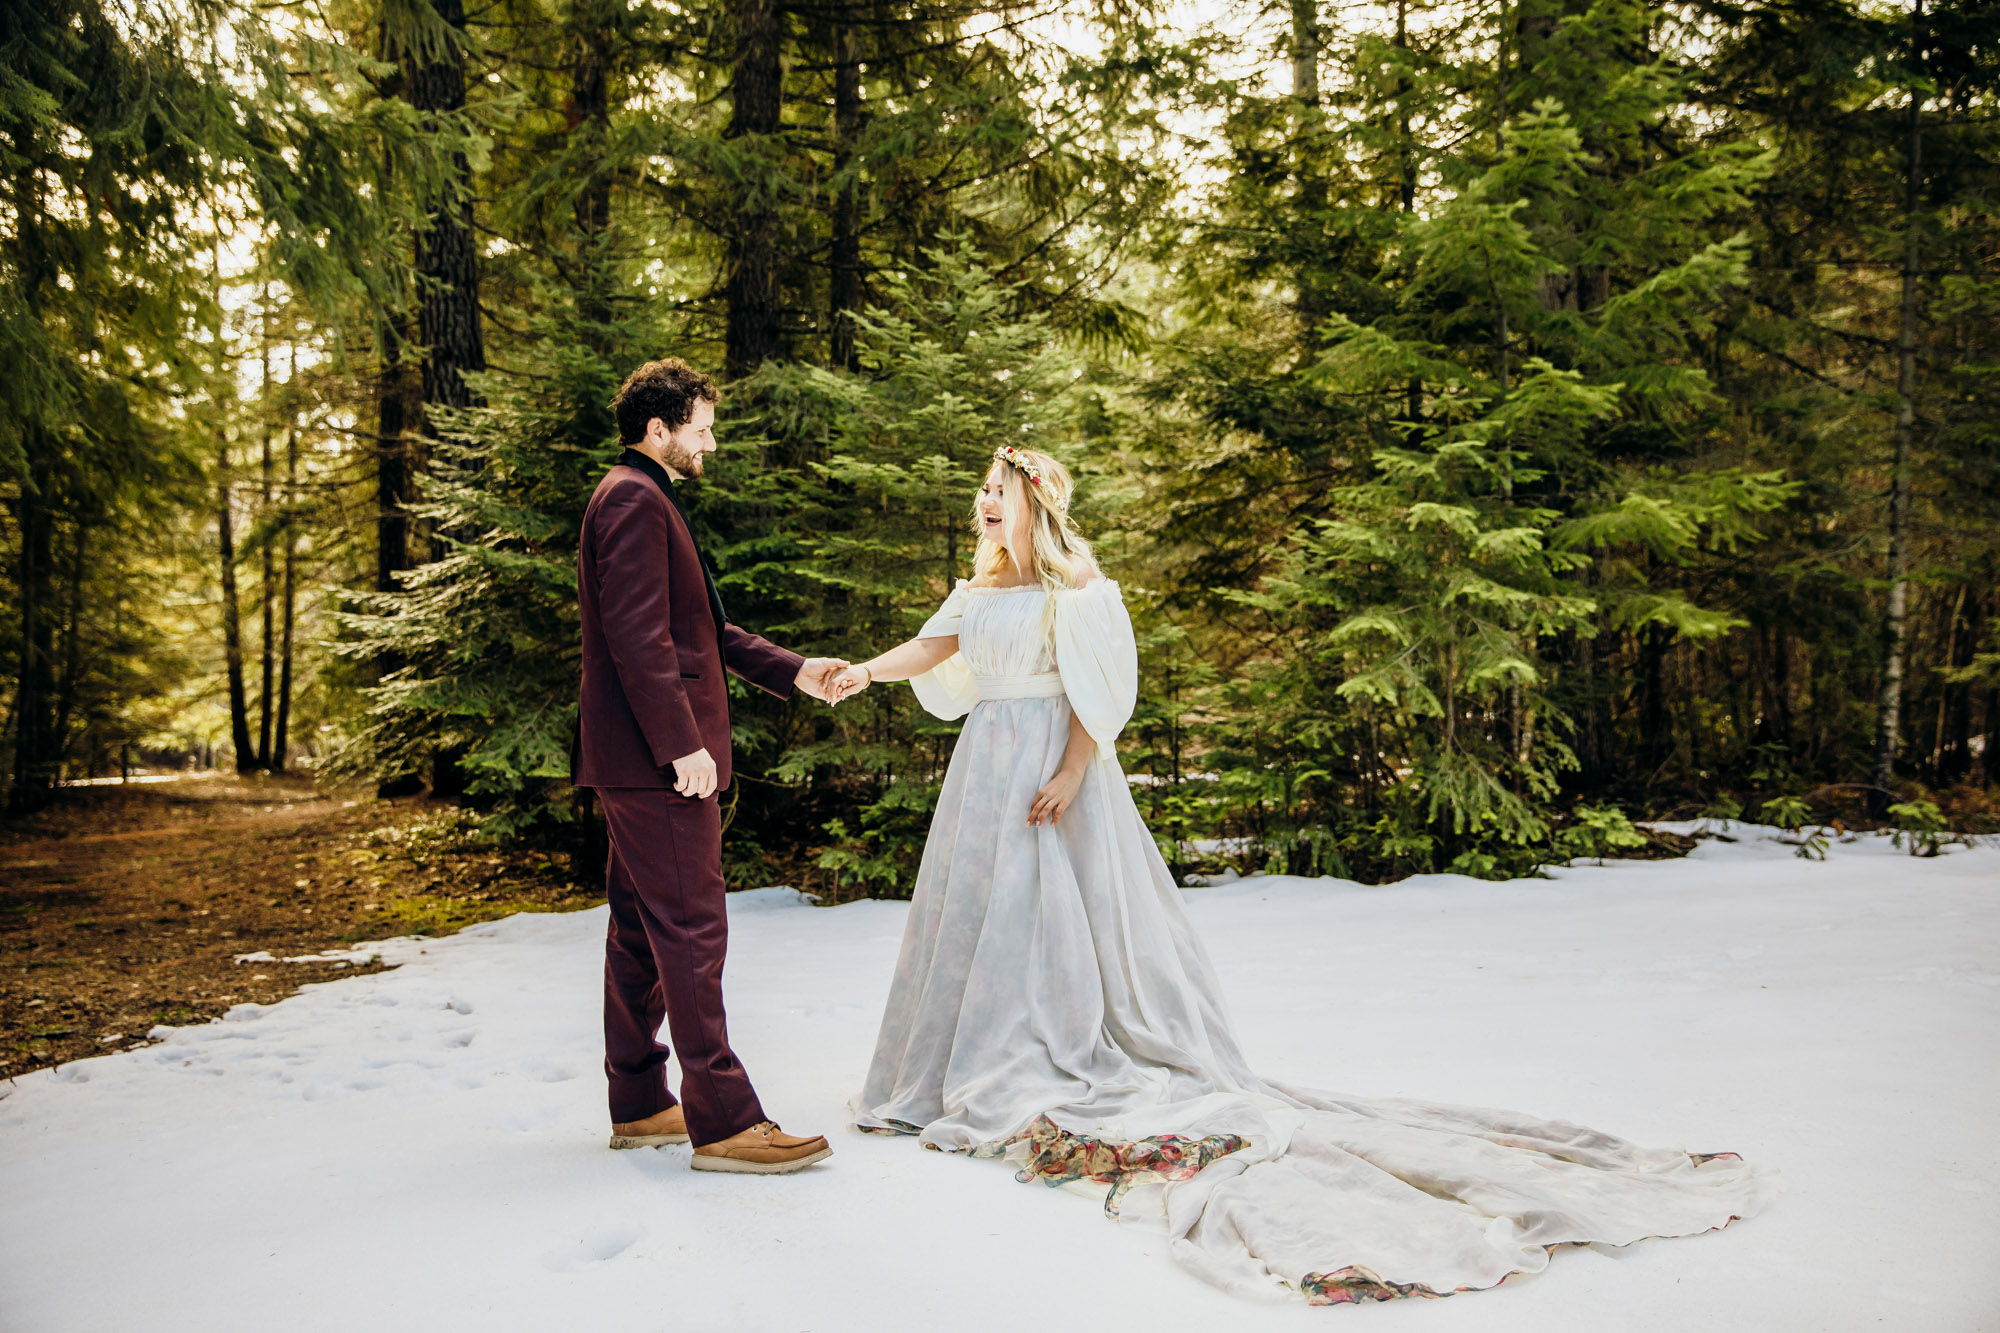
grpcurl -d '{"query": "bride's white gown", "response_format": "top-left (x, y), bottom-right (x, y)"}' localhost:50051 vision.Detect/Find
top-left (853, 578), bottom-right (1777, 1305)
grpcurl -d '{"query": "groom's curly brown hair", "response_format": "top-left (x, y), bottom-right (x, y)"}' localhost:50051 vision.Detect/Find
top-left (611, 358), bottom-right (721, 445)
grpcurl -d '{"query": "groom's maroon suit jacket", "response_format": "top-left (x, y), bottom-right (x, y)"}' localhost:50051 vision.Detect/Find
top-left (572, 452), bottom-right (803, 791)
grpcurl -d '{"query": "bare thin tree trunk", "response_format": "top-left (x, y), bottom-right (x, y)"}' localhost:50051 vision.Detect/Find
top-left (9, 179), bottom-right (60, 810)
top-left (218, 441), bottom-right (256, 774)
top-left (1984, 680), bottom-right (1999, 787)
top-left (1939, 586), bottom-right (1982, 781)
top-left (274, 494), bottom-right (297, 771)
top-left (1872, 0), bottom-right (1924, 815)
top-left (52, 519), bottom-right (87, 769)
top-left (1394, 0), bottom-right (1414, 213)
top-left (1929, 582), bottom-right (1965, 780)
top-left (1395, 0), bottom-right (1421, 422)
top-left (257, 294), bottom-right (275, 769)
top-left (274, 348), bottom-right (300, 773)
top-left (10, 459), bottom-right (58, 810)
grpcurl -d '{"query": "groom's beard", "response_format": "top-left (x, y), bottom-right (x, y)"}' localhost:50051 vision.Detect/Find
top-left (660, 436), bottom-right (705, 479)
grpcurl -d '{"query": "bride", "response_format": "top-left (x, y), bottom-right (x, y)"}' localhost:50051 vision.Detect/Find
top-left (825, 445), bottom-right (1776, 1305)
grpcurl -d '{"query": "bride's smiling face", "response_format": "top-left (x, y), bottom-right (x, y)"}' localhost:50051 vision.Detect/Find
top-left (977, 466), bottom-right (1032, 559)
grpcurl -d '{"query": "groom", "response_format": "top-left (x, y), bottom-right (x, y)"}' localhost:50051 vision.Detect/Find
top-left (573, 357), bottom-right (840, 1174)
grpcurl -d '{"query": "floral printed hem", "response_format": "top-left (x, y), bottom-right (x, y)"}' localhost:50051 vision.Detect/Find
top-left (971, 1114), bottom-right (1249, 1218)
top-left (1298, 1261), bottom-right (1521, 1306)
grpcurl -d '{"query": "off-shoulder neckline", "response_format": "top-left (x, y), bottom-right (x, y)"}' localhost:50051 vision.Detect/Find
top-left (959, 581), bottom-right (1044, 596)
top-left (955, 575), bottom-right (1114, 596)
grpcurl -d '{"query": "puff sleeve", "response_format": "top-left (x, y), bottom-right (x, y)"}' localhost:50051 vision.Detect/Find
top-left (906, 580), bottom-right (981, 722)
top-left (1053, 578), bottom-right (1138, 761)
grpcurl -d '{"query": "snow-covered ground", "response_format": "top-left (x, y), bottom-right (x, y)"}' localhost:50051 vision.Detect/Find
top-left (3, 823), bottom-right (1996, 1332)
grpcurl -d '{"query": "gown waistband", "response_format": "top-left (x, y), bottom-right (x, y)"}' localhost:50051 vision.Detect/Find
top-left (975, 671), bottom-right (1066, 701)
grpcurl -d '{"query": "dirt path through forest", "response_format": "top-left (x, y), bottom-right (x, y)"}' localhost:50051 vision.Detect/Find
top-left (0, 775), bottom-right (594, 1078)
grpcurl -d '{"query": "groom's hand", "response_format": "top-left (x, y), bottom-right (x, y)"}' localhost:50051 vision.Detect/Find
top-left (668, 747), bottom-right (717, 799)
top-left (794, 657), bottom-right (849, 703)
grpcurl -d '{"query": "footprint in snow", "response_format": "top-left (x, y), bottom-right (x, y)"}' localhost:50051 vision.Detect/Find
top-left (517, 1059), bottom-right (576, 1083)
top-left (543, 1226), bottom-right (641, 1272)
top-left (494, 1103), bottom-right (562, 1134)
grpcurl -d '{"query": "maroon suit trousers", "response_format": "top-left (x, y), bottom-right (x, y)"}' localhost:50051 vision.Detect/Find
top-left (598, 787), bottom-right (765, 1144)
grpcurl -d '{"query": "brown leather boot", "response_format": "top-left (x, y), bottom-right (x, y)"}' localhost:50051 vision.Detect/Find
top-left (690, 1120), bottom-right (832, 1174)
top-left (610, 1104), bottom-right (689, 1149)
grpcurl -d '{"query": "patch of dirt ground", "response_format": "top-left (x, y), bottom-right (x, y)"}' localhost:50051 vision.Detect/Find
top-left (0, 774), bottom-right (597, 1079)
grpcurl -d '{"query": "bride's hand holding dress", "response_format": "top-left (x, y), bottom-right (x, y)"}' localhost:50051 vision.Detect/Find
top-left (1025, 711), bottom-right (1091, 826)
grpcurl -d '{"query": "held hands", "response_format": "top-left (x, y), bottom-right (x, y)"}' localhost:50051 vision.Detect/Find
top-left (1028, 765), bottom-right (1085, 826)
top-left (827, 663), bottom-right (872, 706)
top-left (793, 657), bottom-right (850, 703)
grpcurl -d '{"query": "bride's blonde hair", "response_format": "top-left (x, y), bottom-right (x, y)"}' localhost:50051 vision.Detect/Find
top-left (971, 446), bottom-right (1096, 605)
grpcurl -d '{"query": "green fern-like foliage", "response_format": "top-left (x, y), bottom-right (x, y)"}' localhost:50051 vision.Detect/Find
top-left (329, 327), bottom-right (616, 835)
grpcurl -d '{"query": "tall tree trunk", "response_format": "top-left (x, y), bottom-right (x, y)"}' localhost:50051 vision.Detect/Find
top-left (1771, 623), bottom-right (1794, 754)
top-left (377, 316), bottom-right (415, 596)
top-left (373, 315), bottom-right (420, 794)
top-left (375, 21), bottom-right (416, 600)
top-left (1290, 0), bottom-right (1330, 334)
top-left (372, 29), bottom-right (419, 801)
top-left (1290, 0), bottom-right (1319, 104)
top-left (52, 518), bottom-right (87, 768)
top-left (1518, 0), bottom-right (1584, 313)
top-left (1637, 623), bottom-right (1670, 782)
top-left (217, 443), bottom-right (256, 775)
top-left (1872, 0), bottom-right (1923, 816)
top-left (828, 14), bottom-right (863, 371)
top-left (1394, 0), bottom-right (1414, 213)
top-left (112, 596), bottom-right (126, 781)
top-left (406, 0), bottom-right (487, 426)
top-left (274, 375), bottom-right (299, 773)
top-left (558, 0), bottom-right (620, 858)
top-left (1394, 0), bottom-right (1421, 423)
top-left (1937, 583), bottom-right (1977, 782)
top-left (1929, 582), bottom-right (1965, 780)
top-left (403, 0), bottom-right (486, 800)
top-left (9, 169), bottom-right (60, 812)
top-left (256, 298), bottom-right (275, 769)
top-left (1567, 625), bottom-right (1606, 795)
top-left (725, 0), bottom-right (784, 378)
top-left (1983, 681), bottom-right (1999, 788)
top-left (569, 0), bottom-right (614, 347)
top-left (10, 453), bottom-right (58, 811)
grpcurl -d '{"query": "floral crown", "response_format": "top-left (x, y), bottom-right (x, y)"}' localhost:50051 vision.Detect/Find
top-left (993, 445), bottom-right (1065, 511)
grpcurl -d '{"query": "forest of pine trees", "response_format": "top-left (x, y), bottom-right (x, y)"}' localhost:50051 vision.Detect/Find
top-left (3, 0), bottom-right (1996, 889)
